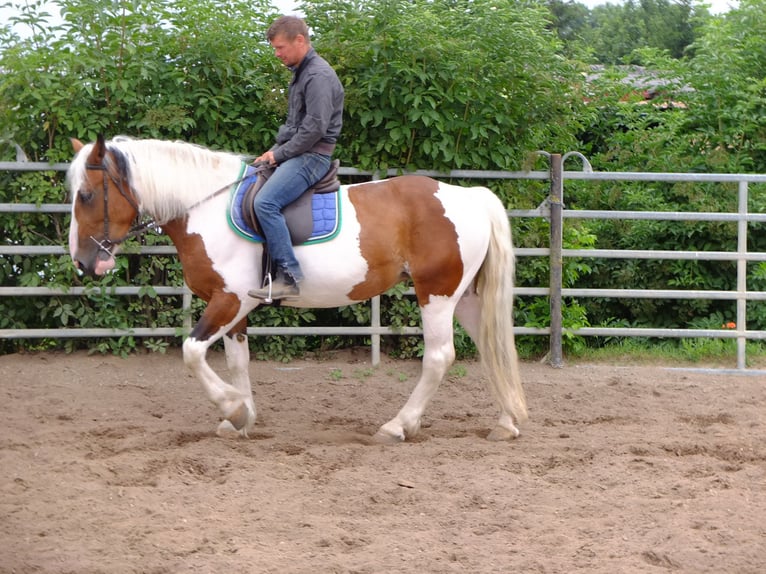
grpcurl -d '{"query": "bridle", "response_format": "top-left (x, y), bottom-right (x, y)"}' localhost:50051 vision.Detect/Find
top-left (83, 154), bottom-right (267, 259)
top-left (84, 157), bottom-right (148, 260)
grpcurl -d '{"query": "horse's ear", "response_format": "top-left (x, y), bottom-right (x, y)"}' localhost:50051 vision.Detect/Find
top-left (85, 133), bottom-right (107, 165)
top-left (71, 138), bottom-right (84, 153)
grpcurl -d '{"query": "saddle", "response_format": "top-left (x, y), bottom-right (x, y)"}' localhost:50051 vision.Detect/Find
top-left (241, 159), bottom-right (340, 245)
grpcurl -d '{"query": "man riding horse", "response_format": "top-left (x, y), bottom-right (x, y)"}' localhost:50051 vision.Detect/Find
top-left (248, 15), bottom-right (345, 301)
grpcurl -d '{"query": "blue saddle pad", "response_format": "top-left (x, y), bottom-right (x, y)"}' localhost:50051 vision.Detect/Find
top-left (227, 164), bottom-right (341, 244)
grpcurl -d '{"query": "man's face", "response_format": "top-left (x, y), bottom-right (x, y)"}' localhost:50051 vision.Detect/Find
top-left (270, 33), bottom-right (307, 68)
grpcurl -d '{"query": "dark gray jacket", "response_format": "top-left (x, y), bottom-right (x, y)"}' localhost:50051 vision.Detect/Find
top-left (272, 48), bottom-right (344, 164)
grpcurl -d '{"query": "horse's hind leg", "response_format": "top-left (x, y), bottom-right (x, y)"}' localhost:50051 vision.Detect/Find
top-left (373, 299), bottom-right (456, 443)
top-left (455, 289), bottom-right (522, 441)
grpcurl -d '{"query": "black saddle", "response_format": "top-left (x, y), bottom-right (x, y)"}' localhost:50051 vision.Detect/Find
top-left (242, 159), bottom-right (340, 245)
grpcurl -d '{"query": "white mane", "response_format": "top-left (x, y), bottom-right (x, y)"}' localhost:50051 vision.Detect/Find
top-left (69, 136), bottom-right (246, 223)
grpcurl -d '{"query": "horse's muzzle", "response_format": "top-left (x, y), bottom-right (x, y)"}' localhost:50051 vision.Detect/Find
top-left (73, 248), bottom-right (116, 277)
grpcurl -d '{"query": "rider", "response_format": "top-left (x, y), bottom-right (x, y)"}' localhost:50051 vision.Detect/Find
top-left (248, 15), bottom-right (344, 300)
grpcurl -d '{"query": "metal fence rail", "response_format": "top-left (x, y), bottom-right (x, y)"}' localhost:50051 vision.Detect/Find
top-left (2, 158), bottom-right (766, 371)
top-left (514, 157), bottom-right (766, 370)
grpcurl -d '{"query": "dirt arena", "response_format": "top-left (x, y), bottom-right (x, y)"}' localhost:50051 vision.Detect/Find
top-left (1, 349), bottom-right (764, 573)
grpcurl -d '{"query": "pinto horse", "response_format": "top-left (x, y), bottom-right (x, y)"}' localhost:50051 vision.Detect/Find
top-left (67, 135), bottom-right (527, 442)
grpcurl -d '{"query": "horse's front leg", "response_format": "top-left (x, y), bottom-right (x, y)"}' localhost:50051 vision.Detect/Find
top-left (217, 319), bottom-right (256, 438)
top-left (183, 300), bottom-right (256, 437)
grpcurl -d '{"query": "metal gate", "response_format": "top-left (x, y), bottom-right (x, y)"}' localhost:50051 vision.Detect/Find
top-left (2, 157), bottom-right (765, 371)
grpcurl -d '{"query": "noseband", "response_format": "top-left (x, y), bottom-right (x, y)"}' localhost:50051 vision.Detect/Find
top-left (84, 157), bottom-right (155, 259)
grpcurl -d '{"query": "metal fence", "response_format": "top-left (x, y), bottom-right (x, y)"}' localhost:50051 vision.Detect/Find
top-left (2, 156), bottom-right (766, 371)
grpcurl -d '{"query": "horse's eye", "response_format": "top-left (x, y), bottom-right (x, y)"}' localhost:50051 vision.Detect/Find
top-left (79, 188), bottom-right (95, 204)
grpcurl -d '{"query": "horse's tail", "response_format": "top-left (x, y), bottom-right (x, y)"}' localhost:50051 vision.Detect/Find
top-left (475, 192), bottom-right (528, 424)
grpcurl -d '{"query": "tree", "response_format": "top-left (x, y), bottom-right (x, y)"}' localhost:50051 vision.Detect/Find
top-left (584, 0), bottom-right (702, 64)
top-left (0, 0), bottom-right (282, 161)
top-left (547, 0), bottom-right (594, 59)
top-left (680, 0), bottom-right (766, 172)
top-left (568, 1), bottom-right (766, 336)
top-left (302, 0), bottom-right (582, 171)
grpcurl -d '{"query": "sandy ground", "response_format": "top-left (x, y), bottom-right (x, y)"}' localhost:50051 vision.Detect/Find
top-left (1, 349), bottom-right (764, 574)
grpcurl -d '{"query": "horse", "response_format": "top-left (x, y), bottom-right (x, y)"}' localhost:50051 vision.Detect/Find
top-left (66, 135), bottom-right (527, 442)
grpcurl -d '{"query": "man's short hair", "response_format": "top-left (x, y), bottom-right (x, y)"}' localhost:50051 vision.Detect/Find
top-left (267, 15), bottom-right (310, 43)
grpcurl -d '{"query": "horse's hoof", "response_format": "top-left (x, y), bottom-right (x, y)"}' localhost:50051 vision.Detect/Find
top-left (487, 424), bottom-right (520, 441)
top-left (224, 402), bottom-right (250, 431)
top-left (372, 428), bottom-right (405, 445)
top-left (217, 419), bottom-right (247, 439)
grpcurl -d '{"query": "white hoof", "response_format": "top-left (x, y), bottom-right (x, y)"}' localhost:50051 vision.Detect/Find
top-left (373, 416), bottom-right (422, 443)
top-left (372, 429), bottom-right (405, 444)
top-left (486, 423), bottom-right (520, 441)
top-left (372, 420), bottom-right (406, 444)
top-left (217, 419), bottom-right (247, 439)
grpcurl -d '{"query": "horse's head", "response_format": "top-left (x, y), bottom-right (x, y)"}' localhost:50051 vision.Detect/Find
top-left (68, 135), bottom-right (140, 277)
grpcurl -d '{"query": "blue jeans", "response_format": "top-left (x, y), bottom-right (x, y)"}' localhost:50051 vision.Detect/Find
top-left (252, 152), bottom-right (331, 281)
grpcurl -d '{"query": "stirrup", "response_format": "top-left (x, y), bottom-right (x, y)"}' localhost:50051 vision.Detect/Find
top-left (248, 271), bottom-right (300, 303)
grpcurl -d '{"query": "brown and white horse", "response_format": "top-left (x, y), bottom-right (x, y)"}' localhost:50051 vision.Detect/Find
top-left (67, 135), bottom-right (527, 442)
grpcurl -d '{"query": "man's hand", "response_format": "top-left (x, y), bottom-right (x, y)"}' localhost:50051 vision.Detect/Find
top-left (255, 150), bottom-right (277, 166)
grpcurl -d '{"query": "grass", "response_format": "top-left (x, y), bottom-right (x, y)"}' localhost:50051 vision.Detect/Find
top-left (565, 338), bottom-right (766, 369)
top-left (328, 368), bottom-right (344, 381)
top-left (353, 367), bottom-right (375, 379)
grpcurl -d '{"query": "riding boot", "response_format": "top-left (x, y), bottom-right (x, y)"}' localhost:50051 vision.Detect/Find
top-left (248, 268), bottom-right (300, 301)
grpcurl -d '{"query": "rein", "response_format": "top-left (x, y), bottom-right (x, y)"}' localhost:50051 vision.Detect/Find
top-left (84, 157), bottom-right (267, 258)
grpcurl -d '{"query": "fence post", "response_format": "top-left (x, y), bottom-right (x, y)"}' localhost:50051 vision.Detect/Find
top-left (548, 154), bottom-right (564, 367)
top-left (371, 170), bottom-right (383, 366)
top-left (736, 181), bottom-right (748, 369)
